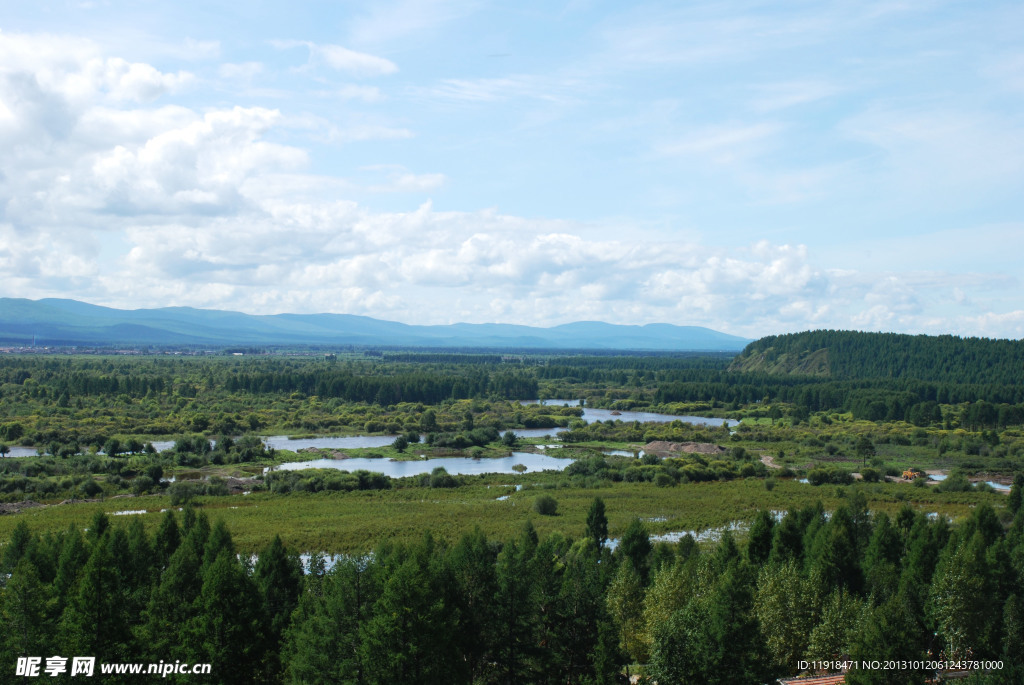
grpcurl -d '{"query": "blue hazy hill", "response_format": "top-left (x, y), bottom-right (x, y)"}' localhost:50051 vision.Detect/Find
top-left (0, 298), bottom-right (751, 351)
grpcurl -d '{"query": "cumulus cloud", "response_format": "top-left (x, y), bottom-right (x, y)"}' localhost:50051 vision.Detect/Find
top-left (88, 106), bottom-right (307, 215)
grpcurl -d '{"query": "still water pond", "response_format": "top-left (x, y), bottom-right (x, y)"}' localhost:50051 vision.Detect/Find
top-left (268, 451), bottom-right (573, 477)
top-left (520, 400), bottom-right (738, 428)
top-left (0, 402), bottom-right (732, 459)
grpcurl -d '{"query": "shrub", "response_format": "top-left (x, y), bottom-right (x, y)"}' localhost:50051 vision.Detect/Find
top-left (206, 476), bottom-right (229, 497)
top-left (807, 468), bottom-right (854, 486)
top-left (169, 480), bottom-right (204, 505)
top-left (935, 473), bottom-right (972, 493)
top-left (860, 467), bottom-right (881, 483)
top-left (654, 472), bottom-right (674, 487)
top-left (533, 494), bottom-right (558, 516)
top-left (79, 479), bottom-right (102, 497)
top-left (132, 476), bottom-right (155, 495)
top-left (428, 467), bottom-right (458, 488)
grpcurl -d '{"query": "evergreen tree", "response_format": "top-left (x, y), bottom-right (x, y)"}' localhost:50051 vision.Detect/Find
top-left (618, 518), bottom-right (652, 583)
top-left (139, 541), bottom-right (203, 661)
top-left (153, 509), bottom-right (181, 571)
top-left (493, 528), bottom-right (540, 684)
top-left (586, 497), bottom-right (609, 549)
top-left (770, 510), bottom-right (805, 564)
top-left (53, 524), bottom-right (88, 606)
top-left (361, 544), bottom-right (459, 684)
top-left (929, 532), bottom-right (997, 659)
top-left (847, 596), bottom-right (926, 685)
top-left (282, 556), bottom-right (380, 684)
top-left (549, 540), bottom-right (619, 683)
top-left (253, 535), bottom-right (303, 681)
top-left (1, 520), bottom-right (32, 573)
top-left (190, 550), bottom-right (259, 684)
top-left (0, 558), bottom-right (54, 668)
top-left (862, 512), bottom-right (902, 602)
top-left (747, 509), bottom-right (775, 565)
top-left (805, 589), bottom-right (862, 663)
top-left (446, 527), bottom-right (500, 683)
top-left (61, 531), bottom-right (133, 665)
top-left (1000, 594), bottom-right (1024, 684)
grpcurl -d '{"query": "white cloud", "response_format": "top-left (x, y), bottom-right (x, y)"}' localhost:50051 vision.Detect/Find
top-left (839, 105), bottom-right (1024, 201)
top-left (750, 80), bottom-right (842, 111)
top-left (218, 62), bottom-right (264, 80)
top-left (328, 124), bottom-right (413, 143)
top-left (182, 38), bottom-right (221, 60)
top-left (369, 172), bottom-right (445, 193)
top-left (417, 75), bottom-right (584, 104)
top-left (272, 40), bottom-right (397, 77)
top-left (347, 0), bottom-right (472, 46)
top-left (657, 123), bottom-right (783, 165)
top-left (335, 84), bottom-right (383, 101)
top-left (317, 44), bottom-right (397, 76)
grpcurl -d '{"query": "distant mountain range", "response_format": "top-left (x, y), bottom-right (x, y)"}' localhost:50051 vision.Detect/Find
top-left (0, 298), bottom-right (752, 351)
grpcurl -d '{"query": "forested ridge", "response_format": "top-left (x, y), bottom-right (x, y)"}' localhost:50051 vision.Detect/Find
top-left (731, 330), bottom-right (1024, 385)
top-left (3, 496), bottom-right (1023, 684)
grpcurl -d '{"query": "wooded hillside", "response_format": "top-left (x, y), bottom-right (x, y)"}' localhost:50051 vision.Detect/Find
top-left (730, 330), bottom-right (1024, 385)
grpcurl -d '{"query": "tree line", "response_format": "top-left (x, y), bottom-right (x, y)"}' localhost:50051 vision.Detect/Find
top-left (3, 488), bottom-right (1023, 684)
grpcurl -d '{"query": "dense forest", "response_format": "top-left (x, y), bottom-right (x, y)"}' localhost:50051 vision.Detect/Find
top-left (3, 345), bottom-right (1024, 454)
top-left (3, 495), bottom-right (1023, 684)
top-left (731, 330), bottom-right (1024, 385)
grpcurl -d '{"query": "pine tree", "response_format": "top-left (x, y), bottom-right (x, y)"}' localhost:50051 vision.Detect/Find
top-left (283, 555), bottom-right (381, 683)
top-left (862, 513), bottom-right (902, 602)
top-left (618, 518), bottom-right (652, 584)
top-left (586, 497), bottom-right (609, 549)
top-left (0, 558), bottom-right (54, 667)
top-left (153, 509), bottom-right (181, 571)
top-left (61, 531), bottom-right (132, 664)
top-left (253, 535), bottom-right (303, 681)
top-left (446, 527), bottom-right (500, 683)
top-left (493, 526), bottom-right (541, 684)
top-left (1, 520), bottom-right (32, 573)
top-left (361, 546), bottom-right (458, 684)
top-left (190, 550), bottom-right (259, 684)
top-left (139, 540), bottom-right (203, 661)
top-left (747, 510), bottom-right (775, 565)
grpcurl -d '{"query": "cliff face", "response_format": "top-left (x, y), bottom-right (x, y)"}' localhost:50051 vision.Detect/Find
top-left (728, 346), bottom-right (830, 376)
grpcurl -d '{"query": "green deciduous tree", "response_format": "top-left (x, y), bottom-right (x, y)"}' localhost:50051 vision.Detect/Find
top-left (755, 560), bottom-right (812, 674)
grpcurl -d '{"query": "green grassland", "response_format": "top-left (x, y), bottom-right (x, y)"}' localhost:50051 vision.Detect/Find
top-left (0, 471), bottom-right (1005, 554)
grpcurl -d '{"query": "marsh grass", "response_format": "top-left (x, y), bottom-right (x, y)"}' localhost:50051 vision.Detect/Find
top-left (0, 474), bottom-right (1001, 554)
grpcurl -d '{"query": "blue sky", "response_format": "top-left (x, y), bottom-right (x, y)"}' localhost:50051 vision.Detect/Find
top-left (1, 0), bottom-right (1022, 338)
